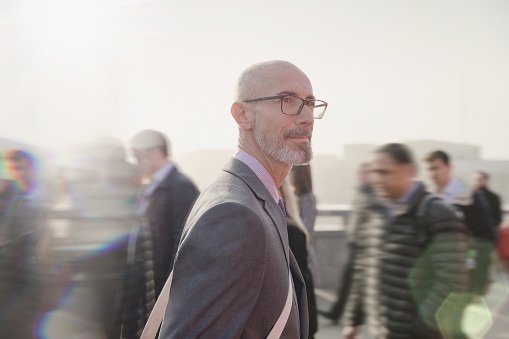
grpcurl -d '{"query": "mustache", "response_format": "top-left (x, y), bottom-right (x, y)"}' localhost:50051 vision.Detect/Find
top-left (284, 128), bottom-right (312, 138)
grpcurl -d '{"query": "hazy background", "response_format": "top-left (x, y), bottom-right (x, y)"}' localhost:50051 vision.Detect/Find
top-left (1, 0), bottom-right (508, 160)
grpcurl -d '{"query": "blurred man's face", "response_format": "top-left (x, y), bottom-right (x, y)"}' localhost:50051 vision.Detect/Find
top-left (472, 172), bottom-right (487, 189)
top-left (6, 159), bottom-right (35, 192)
top-left (133, 148), bottom-right (157, 176)
top-left (370, 153), bottom-right (413, 201)
top-left (426, 158), bottom-right (451, 188)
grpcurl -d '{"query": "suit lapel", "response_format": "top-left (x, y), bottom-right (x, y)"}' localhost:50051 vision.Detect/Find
top-left (263, 199), bottom-right (290, 265)
top-left (222, 158), bottom-right (290, 265)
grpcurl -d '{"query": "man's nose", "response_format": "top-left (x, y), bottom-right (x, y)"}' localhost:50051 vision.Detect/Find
top-left (296, 105), bottom-right (314, 126)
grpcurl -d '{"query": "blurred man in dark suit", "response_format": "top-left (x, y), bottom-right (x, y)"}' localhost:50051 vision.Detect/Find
top-left (130, 130), bottom-right (199, 299)
top-left (472, 171), bottom-right (503, 237)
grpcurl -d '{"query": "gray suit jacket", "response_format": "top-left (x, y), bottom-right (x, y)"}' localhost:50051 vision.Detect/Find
top-left (160, 158), bottom-right (309, 338)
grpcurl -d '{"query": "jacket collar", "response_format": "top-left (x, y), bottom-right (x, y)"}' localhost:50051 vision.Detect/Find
top-left (439, 178), bottom-right (473, 205)
top-left (391, 181), bottom-right (428, 217)
top-left (156, 164), bottom-right (179, 189)
top-left (222, 158), bottom-right (290, 266)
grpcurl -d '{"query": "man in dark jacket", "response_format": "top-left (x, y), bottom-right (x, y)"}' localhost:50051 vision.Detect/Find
top-left (130, 130), bottom-right (199, 299)
top-left (0, 178), bottom-right (43, 338)
top-left (121, 130), bottom-right (199, 338)
top-left (472, 171), bottom-right (502, 238)
top-left (343, 143), bottom-right (469, 339)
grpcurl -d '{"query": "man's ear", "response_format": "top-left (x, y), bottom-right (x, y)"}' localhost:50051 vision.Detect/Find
top-left (231, 102), bottom-right (252, 129)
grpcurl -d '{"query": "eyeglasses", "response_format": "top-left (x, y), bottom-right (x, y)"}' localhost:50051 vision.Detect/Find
top-left (242, 95), bottom-right (328, 119)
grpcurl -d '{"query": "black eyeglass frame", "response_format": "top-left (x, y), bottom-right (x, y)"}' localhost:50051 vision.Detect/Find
top-left (242, 95), bottom-right (328, 119)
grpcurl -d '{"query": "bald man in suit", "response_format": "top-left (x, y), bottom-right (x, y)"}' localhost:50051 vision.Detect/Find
top-left (159, 60), bottom-right (328, 338)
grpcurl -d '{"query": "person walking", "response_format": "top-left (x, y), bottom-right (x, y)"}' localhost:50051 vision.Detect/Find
top-left (290, 164), bottom-right (321, 287)
top-left (343, 143), bottom-right (469, 339)
top-left (158, 60), bottom-right (328, 338)
top-left (130, 129), bottom-right (199, 299)
top-left (280, 177), bottom-right (318, 338)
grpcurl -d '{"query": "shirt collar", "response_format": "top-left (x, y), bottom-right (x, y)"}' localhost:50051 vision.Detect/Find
top-left (399, 181), bottom-right (420, 204)
top-left (141, 161), bottom-right (174, 200)
top-left (234, 149), bottom-right (279, 203)
top-left (152, 161), bottom-right (174, 185)
top-left (438, 178), bottom-right (464, 203)
top-left (384, 181), bottom-right (420, 219)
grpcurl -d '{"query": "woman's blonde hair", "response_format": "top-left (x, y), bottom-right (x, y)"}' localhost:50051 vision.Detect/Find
top-left (280, 177), bottom-right (309, 243)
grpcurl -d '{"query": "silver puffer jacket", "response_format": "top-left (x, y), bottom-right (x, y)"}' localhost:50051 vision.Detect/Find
top-left (343, 182), bottom-right (469, 339)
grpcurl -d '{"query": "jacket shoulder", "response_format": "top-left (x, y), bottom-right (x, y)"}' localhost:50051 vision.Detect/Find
top-left (426, 198), bottom-right (467, 234)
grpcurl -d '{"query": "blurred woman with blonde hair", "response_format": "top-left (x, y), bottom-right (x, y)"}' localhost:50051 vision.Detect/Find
top-left (279, 177), bottom-right (317, 338)
top-left (290, 164), bottom-right (321, 287)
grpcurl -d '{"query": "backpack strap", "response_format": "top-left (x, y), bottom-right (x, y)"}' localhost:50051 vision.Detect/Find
top-left (415, 194), bottom-right (442, 245)
top-left (141, 268), bottom-right (294, 339)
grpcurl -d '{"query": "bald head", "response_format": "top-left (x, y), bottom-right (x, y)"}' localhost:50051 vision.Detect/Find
top-left (233, 60), bottom-right (311, 101)
top-left (230, 60), bottom-right (318, 186)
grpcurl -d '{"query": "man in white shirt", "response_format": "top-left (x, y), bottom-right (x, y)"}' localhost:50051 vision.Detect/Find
top-left (425, 150), bottom-right (495, 297)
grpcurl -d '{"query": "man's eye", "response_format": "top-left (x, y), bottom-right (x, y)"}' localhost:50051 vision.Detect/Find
top-left (282, 96), bottom-right (297, 105)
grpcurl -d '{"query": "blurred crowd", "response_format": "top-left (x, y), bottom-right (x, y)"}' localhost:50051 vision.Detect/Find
top-left (0, 58), bottom-right (507, 339)
top-left (0, 132), bottom-right (197, 338)
top-left (319, 144), bottom-right (507, 339)
top-left (0, 134), bottom-right (507, 339)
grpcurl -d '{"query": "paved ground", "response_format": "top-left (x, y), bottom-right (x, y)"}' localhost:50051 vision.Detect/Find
top-left (43, 220), bottom-right (509, 338)
top-left (314, 267), bottom-right (509, 339)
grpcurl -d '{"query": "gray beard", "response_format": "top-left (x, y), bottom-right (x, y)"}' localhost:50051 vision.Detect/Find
top-left (253, 121), bottom-right (313, 165)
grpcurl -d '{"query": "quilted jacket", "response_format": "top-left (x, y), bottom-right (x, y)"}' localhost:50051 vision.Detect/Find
top-left (343, 182), bottom-right (469, 338)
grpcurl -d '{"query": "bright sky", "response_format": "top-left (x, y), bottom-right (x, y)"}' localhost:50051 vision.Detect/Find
top-left (1, 0), bottom-right (508, 159)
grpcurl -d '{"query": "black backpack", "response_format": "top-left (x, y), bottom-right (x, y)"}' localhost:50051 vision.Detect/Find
top-left (415, 194), bottom-right (477, 290)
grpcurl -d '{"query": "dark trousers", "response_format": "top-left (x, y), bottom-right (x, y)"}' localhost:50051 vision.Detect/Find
top-left (327, 249), bottom-right (354, 319)
top-left (470, 238), bottom-right (494, 295)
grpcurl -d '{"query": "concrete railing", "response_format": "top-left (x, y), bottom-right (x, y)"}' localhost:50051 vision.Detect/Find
top-left (316, 203), bottom-right (509, 226)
